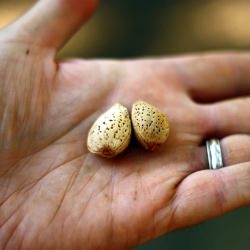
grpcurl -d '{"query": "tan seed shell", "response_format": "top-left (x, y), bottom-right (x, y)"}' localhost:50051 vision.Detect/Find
top-left (131, 101), bottom-right (170, 151)
top-left (87, 103), bottom-right (131, 158)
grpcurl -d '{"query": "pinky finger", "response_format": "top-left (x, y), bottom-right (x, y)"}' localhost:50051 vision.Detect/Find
top-left (170, 161), bottom-right (250, 230)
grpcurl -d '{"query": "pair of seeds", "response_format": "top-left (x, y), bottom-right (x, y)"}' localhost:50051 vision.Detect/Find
top-left (87, 101), bottom-right (170, 158)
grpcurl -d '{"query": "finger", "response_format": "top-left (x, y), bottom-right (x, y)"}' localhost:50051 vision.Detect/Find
top-left (195, 135), bottom-right (250, 172)
top-left (170, 162), bottom-right (250, 231)
top-left (6, 0), bottom-right (99, 51)
top-left (203, 97), bottom-right (250, 137)
top-left (179, 53), bottom-right (250, 103)
top-left (221, 135), bottom-right (250, 166)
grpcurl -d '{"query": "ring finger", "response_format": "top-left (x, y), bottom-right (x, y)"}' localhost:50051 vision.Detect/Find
top-left (220, 134), bottom-right (250, 166)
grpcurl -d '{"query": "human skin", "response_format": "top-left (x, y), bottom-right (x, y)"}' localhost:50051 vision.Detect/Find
top-left (0, 0), bottom-right (250, 249)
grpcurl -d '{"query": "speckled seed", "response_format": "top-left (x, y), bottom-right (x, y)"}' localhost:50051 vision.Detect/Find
top-left (131, 101), bottom-right (170, 151)
top-left (87, 103), bottom-right (131, 158)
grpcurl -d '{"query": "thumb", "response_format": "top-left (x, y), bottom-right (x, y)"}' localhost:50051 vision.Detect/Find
top-left (4, 0), bottom-right (99, 52)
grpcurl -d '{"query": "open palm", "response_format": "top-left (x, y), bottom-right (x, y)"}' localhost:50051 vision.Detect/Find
top-left (1, 1), bottom-right (250, 249)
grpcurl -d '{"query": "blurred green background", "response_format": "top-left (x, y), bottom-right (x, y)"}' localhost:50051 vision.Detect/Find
top-left (1, 0), bottom-right (250, 249)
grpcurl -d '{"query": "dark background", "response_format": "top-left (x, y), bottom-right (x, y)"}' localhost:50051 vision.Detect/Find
top-left (61, 0), bottom-right (250, 58)
top-left (1, 0), bottom-right (250, 249)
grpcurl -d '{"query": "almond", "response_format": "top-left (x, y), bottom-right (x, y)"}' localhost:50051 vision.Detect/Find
top-left (131, 101), bottom-right (170, 151)
top-left (87, 103), bottom-right (131, 158)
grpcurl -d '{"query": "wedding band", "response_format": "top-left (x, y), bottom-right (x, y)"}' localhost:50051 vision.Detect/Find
top-left (206, 139), bottom-right (224, 170)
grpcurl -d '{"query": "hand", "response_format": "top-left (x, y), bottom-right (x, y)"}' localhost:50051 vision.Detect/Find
top-left (0, 1), bottom-right (250, 249)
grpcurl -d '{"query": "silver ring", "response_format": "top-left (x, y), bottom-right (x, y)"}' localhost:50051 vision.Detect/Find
top-left (206, 139), bottom-right (224, 170)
